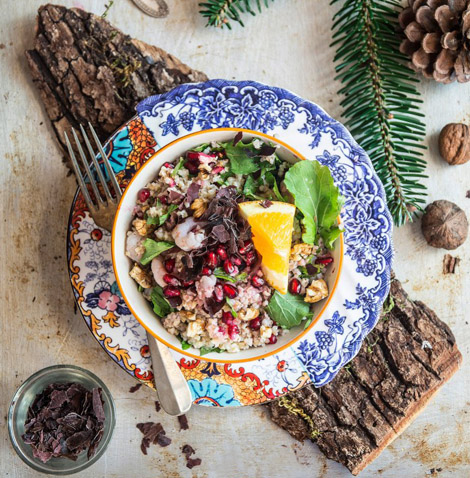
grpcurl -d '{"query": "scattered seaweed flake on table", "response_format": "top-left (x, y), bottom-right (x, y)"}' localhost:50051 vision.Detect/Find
top-left (22, 383), bottom-right (105, 463)
top-left (268, 276), bottom-right (462, 475)
top-left (178, 414), bottom-right (189, 430)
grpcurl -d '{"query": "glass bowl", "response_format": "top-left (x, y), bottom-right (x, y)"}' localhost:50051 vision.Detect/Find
top-left (8, 365), bottom-right (116, 475)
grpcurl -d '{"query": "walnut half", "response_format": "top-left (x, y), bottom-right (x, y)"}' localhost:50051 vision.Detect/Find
top-left (129, 264), bottom-right (153, 289)
top-left (304, 279), bottom-right (329, 303)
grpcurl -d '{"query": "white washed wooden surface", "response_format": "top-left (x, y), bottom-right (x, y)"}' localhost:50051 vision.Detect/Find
top-left (1, 1), bottom-right (469, 477)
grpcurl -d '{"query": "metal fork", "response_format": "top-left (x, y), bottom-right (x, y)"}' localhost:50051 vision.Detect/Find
top-left (65, 123), bottom-right (192, 416)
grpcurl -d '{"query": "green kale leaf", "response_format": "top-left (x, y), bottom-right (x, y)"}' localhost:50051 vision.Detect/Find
top-left (266, 291), bottom-right (311, 329)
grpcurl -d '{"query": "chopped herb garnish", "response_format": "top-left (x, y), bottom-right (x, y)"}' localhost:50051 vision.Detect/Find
top-left (213, 269), bottom-right (248, 283)
top-left (141, 239), bottom-right (175, 265)
top-left (171, 158), bottom-right (185, 177)
top-left (138, 285), bottom-right (144, 293)
top-left (193, 143), bottom-right (210, 152)
top-left (303, 315), bottom-right (314, 330)
top-left (199, 346), bottom-right (223, 356)
top-left (226, 298), bottom-right (238, 318)
top-left (178, 336), bottom-right (191, 350)
top-left (224, 142), bottom-right (260, 175)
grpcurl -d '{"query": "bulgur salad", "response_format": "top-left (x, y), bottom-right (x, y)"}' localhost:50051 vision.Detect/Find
top-left (126, 133), bottom-right (343, 355)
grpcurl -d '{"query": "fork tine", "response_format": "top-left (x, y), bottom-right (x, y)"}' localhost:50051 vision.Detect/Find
top-left (72, 128), bottom-right (105, 205)
top-left (88, 123), bottom-right (122, 202)
top-left (64, 131), bottom-right (96, 212)
top-left (79, 124), bottom-right (113, 203)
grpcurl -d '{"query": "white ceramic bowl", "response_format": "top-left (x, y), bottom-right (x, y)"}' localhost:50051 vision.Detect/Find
top-left (112, 128), bottom-right (343, 363)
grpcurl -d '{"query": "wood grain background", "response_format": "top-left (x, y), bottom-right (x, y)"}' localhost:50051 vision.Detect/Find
top-left (0, 1), bottom-right (469, 477)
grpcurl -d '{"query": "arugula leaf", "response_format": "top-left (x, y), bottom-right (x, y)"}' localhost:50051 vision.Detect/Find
top-left (226, 298), bottom-right (238, 318)
top-left (171, 158), bottom-right (185, 177)
top-left (272, 177), bottom-right (286, 202)
top-left (242, 175), bottom-right (261, 199)
top-left (177, 336), bottom-right (191, 350)
top-left (200, 346), bottom-right (223, 356)
top-left (213, 268), bottom-right (247, 283)
top-left (193, 143), bottom-right (210, 152)
top-left (266, 291), bottom-right (311, 329)
top-left (225, 143), bottom-right (260, 175)
top-left (150, 286), bottom-right (172, 317)
top-left (303, 315), bottom-right (314, 330)
top-left (140, 239), bottom-right (175, 265)
top-left (284, 160), bottom-right (344, 246)
top-left (321, 227), bottom-right (343, 250)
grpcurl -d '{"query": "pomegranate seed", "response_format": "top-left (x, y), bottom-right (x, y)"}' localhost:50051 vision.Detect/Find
top-left (251, 276), bottom-right (265, 288)
top-left (213, 284), bottom-right (224, 302)
top-left (268, 334), bottom-right (278, 344)
top-left (222, 311), bottom-right (233, 324)
top-left (163, 162), bottom-right (174, 169)
top-left (238, 240), bottom-right (253, 255)
top-left (201, 266), bottom-right (212, 276)
top-left (185, 160), bottom-right (199, 174)
top-left (138, 188), bottom-right (150, 202)
top-left (167, 178), bottom-right (176, 187)
top-left (158, 195), bottom-right (168, 205)
top-left (289, 278), bottom-right (302, 295)
top-left (223, 283), bottom-right (238, 299)
top-left (163, 274), bottom-right (180, 286)
top-left (163, 285), bottom-right (180, 298)
top-left (182, 279), bottom-right (195, 288)
top-left (231, 256), bottom-right (242, 266)
top-left (223, 259), bottom-right (238, 276)
top-left (164, 258), bottom-right (175, 273)
top-left (186, 151), bottom-right (200, 160)
top-left (216, 246), bottom-right (227, 260)
top-left (245, 250), bottom-right (257, 266)
top-left (249, 317), bottom-right (261, 330)
top-left (315, 255), bottom-right (334, 266)
top-left (228, 324), bottom-right (239, 340)
top-left (212, 166), bottom-right (225, 174)
top-left (206, 251), bottom-right (218, 269)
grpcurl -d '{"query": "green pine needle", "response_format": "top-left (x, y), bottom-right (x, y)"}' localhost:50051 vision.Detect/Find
top-left (199, 0), bottom-right (274, 29)
top-left (331, 0), bottom-right (427, 226)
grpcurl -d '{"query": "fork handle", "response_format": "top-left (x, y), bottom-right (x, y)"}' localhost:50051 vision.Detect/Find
top-left (146, 333), bottom-right (192, 416)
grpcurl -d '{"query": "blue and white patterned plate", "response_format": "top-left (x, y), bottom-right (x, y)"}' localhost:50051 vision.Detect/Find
top-left (68, 79), bottom-right (393, 406)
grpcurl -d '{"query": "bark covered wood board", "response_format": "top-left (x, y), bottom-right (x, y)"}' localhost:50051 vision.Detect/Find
top-left (25, 4), bottom-right (463, 475)
top-left (25, 3), bottom-right (207, 170)
top-left (269, 277), bottom-right (462, 475)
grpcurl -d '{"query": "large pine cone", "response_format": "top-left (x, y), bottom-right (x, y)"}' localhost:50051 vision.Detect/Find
top-left (399, 0), bottom-right (470, 83)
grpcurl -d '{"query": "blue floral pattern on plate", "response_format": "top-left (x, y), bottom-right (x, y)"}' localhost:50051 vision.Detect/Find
top-left (137, 79), bottom-right (393, 387)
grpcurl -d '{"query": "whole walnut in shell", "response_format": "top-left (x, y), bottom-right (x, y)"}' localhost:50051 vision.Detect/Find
top-left (421, 200), bottom-right (468, 250)
top-left (438, 123), bottom-right (470, 165)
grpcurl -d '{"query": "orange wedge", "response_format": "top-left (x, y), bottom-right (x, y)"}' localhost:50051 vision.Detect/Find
top-left (239, 201), bottom-right (296, 294)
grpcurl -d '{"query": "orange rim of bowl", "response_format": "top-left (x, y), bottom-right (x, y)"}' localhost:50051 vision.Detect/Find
top-left (112, 127), bottom-right (344, 364)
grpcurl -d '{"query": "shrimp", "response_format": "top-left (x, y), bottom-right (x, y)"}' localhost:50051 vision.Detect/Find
top-left (151, 257), bottom-right (167, 288)
top-left (126, 232), bottom-right (144, 263)
top-left (197, 275), bottom-right (217, 300)
top-left (171, 217), bottom-right (206, 251)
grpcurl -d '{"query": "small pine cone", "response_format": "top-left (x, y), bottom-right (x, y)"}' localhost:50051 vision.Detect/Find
top-left (399, 0), bottom-right (470, 83)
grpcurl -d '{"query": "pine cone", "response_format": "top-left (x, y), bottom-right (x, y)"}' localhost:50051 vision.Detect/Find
top-left (399, 0), bottom-right (470, 83)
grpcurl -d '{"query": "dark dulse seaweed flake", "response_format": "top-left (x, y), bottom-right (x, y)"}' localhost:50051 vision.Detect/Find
top-left (181, 443), bottom-right (202, 469)
top-left (136, 422), bottom-right (171, 454)
top-left (21, 382), bottom-right (106, 463)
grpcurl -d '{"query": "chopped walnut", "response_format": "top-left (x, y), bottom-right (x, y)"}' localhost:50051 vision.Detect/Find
top-left (129, 264), bottom-right (153, 289)
top-left (179, 310), bottom-right (197, 322)
top-left (304, 279), bottom-right (329, 303)
top-left (238, 308), bottom-right (260, 321)
top-left (186, 318), bottom-right (205, 337)
top-left (191, 198), bottom-right (207, 218)
top-left (290, 243), bottom-right (318, 262)
top-left (133, 218), bottom-right (153, 237)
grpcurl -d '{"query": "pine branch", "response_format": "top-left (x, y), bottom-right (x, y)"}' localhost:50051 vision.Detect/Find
top-left (331, 0), bottom-right (427, 226)
top-left (199, 0), bottom-right (274, 29)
